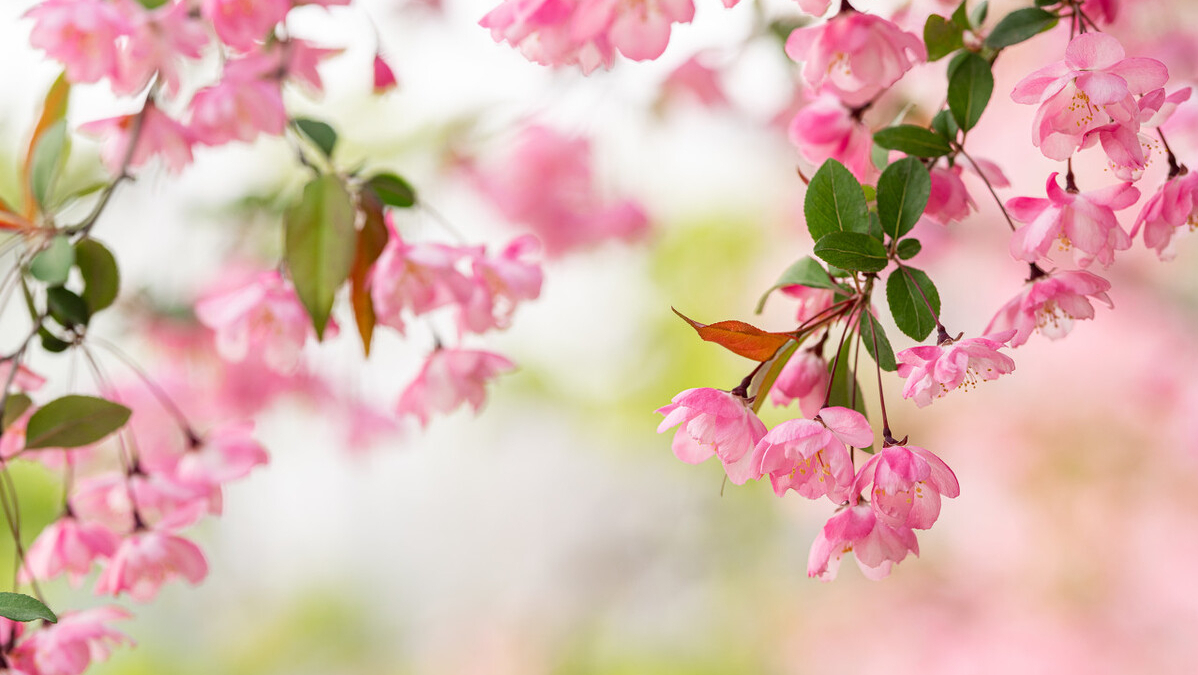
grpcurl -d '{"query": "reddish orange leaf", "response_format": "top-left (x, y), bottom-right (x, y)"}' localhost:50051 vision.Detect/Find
top-left (22, 73), bottom-right (70, 219)
top-left (0, 211), bottom-right (34, 232)
top-left (350, 191), bottom-right (389, 356)
top-left (673, 308), bottom-right (792, 362)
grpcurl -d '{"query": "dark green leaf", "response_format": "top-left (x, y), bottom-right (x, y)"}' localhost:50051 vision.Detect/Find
top-left (366, 173), bottom-right (417, 209)
top-left (293, 118), bottom-right (338, 158)
top-left (755, 257), bottom-right (838, 313)
top-left (950, 0), bottom-right (970, 29)
top-left (24, 395), bottom-right (131, 450)
top-left (813, 232), bottom-right (889, 273)
top-left (826, 337), bottom-right (869, 424)
top-left (886, 266), bottom-right (941, 340)
top-left (46, 287), bottom-right (88, 329)
top-left (985, 7), bottom-right (1058, 49)
top-left (931, 110), bottom-right (960, 142)
top-left (970, 0), bottom-right (989, 27)
top-left (74, 239), bottom-right (120, 313)
top-left (30, 120), bottom-right (68, 212)
top-left (804, 159), bottom-right (870, 241)
top-left (29, 235), bottom-right (74, 286)
top-left (948, 52), bottom-right (994, 132)
top-left (868, 210), bottom-right (883, 242)
top-left (859, 311), bottom-right (896, 372)
top-left (285, 175), bottom-right (357, 339)
top-left (897, 238), bottom-right (922, 260)
top-left (924, 14), bottom-right (964, 62)
top-left (877, 157), bottom-right (931, 240)
top-left (872, 125), bottom-right (953, 158)
top-left (2, 394), bottom-right (33, 431)
top-left (0, 592), bottom-right (57, 623)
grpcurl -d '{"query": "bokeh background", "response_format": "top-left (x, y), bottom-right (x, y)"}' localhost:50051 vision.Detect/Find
top-left (3, 0), bottom-right (1198, 672)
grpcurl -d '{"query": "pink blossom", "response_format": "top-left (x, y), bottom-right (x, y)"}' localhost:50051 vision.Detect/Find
top-left (71, 471), bottom-right (212, 534)
top-left (19, 516), bottom-right (119, 587)
top-left (796, 0), bottom-right (832, 15)
top-left (175, 421), bottom-right (269, 486)
top-left (396, 348), bottom-right (516, 427)
top-left (807, 503), bottom-right (919, 581)
top-left (200, 0), bottom-right (291, 51)
top-left (11, 606), bottom-right (132, 675)
top-left (0, 360), bottom-right (45, 392)
top-left (278, 39), bottom-right (344, 96)
top-left (985, 268), bottom-right (1113, 347)
top-left (1012, 33), bottom-right (1168, 160)
top-left (369, 227), bottom-right (475, 334)
top-left (1007, 172), bottom-right (1138, 268)
top-left (1131, 172), bottom-right (1198, 259)
top-left (79, 104), bottom-right (194, 174)
top-left (468, 125), bottom-right (649, 256)
top-left (751, 406), bottom-right (871, 500)
top-left (458, 235), bottom-right (544, 334)
top-left (788, 94), bottom-right (878, 182)
top-left (769, 349), bottom-right (829, 418)
top-left (373, 53), bottom-right (398, 94)
top-left (571, 0), bottom-right (695, 62)
top-left (26, 0), bottom-right (132, 85)
top-left (1139, 87), bottom-right (1192, 129)
top-left (1081, 0), bottom-right (1118, 24)
top-left (656, 387), bottom-right (768, 485)
top-left (188, 54), bottom-right (287, 146)
top-left (112, 0), bottom-right (209, 97)
top-left (853, 444), bottom-right (959, 529)
top-left (195, 270), bottom-right (329, 374)
top-left (94, 529), bottom-right (208, 602)
top-left (660, 55), bottom-right (727, 109)
top-left (0, 406), bottom-right (34, 460)
top-left (479, 0), bottom-right (615, 74)
top-left (780, 285), bottom-right (837, 325)
top-left (896, 331), bottom-right (1016, 408)
top-left (786, 12), bottom-right (926, 108)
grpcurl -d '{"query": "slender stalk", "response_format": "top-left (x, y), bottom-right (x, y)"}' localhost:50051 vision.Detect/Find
top-left (821, 299), bottom-right (864, 409)
top-left (955, 144), bottom-right (1017, 232)
top-left (92, 337), bottom-right (201, 446)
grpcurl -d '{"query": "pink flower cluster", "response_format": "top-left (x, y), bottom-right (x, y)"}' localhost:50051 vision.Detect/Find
top-left (657, 390), bottom-right (959, 580)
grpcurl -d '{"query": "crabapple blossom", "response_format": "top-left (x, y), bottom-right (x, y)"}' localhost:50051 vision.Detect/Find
top-left (25, 0), bottom-right (131, 85)
top-left (656, 387), bottom-right (768, 485)
top-left (985, 269), bottom-right (1113, 346)
top-left (785, 12), bottom-right (926, 108)
top-left (788, 94), bottom-right (878, 182)
top-left (896, 330), bottom-right (1016, 408)
top-left (807, 503), bottom-right (919, 581)
top-left (571, 0), bottom-right (694, 62)
top-left (94, 529), bottom-right (208, 602)
top-left (188, 55), bottom-right (288, 146)
top-left (660, 55), bottom-right (728, 109)
top-left (1131, 172), bottom-right (1198, 259)
top-left (9, 607), bottom-right (132, 675)
top-left (200, 0), bottom-right (291, 51)
top-left (396, 348), bottom-right (516, 427)
top-left (79, 104), bottom-right (194, 174)
top-left (174, 421), bottom-right (270, 486)
top-left (769, 348), bottom-right (830, 418)
top-left (782, 285), bottom-right (837, 325)
top-left (70, 472), bottom-right (211, 534)
top-left (369, 230), bottom-right (474, 334)
top-left (112, 0), bottom-right (209, 97)
top-left (19, 516), bottom-right (119, 587)
top-left (1007, 172), bottom-right (1138, 268)
top-left (751, 406), bottom-right (872, 500)
top-left (924, 159), bottom-right (1009, 225)
top-left (853, 445), bottom-right (960, 529)
top-left (458, 236), bottom-right (544, 334)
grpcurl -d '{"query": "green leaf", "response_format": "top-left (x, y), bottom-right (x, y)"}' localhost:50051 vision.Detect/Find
top-left (813, 232), bottom-right (889, 273)
top-left (950, 0), bottom-right (970, 29)
top-left (38, 328), bottom-right (70, 353)
top-left (859, 311), bottom-right (896, 372)
top-left (293, 118), bottom-right (338, 158)
top-left (924, 14), bottom-right (965, 62)
top-left (931, 110), bottom-right (960, 143)
top-left (46, 287), bottom-right (88, 329)
top-left (2, 394), bottom-right (33, 431)
top-left (74, 239), bottom-right (120, 313)
top-left (137, 0), bottom-right (170, 7)
top-left (886, 266), bottom-right (941, 341)
top-left (948, 52), bottom-right (994, 132)
top-left (0, 592), bottom-right (57, 623)
top-left (826, 337), bottom-right (869, 422)
top-left (970, 0), bottom-right (989, 28)
top-left (285, 175), bottom-right (357, 339)
top-left (29, 235), bottom-right (74, 286)
top-left (984, 7), bottom-right (1058, 49)
top-left (804, 159), bottom-right (870, 241)
top-left (24, 395), bottom-right (131, 450)
top-left (897, 238), bottom-right (922, 260)
top-left (30, 119), bottom-right (68, 212)
top-left (872, 125), bottom-right (953, 158)
top-left (755, 257), bottom-right (838, 313)
top-left (877, 157), bottom-right (931, 240)
top-left (366, 173), bottom-right (417, 209)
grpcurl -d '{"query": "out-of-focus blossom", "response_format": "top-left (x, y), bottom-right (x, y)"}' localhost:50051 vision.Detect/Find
top-left (788, 94), bottom-right (878, 182)
top-left (458, 235), bottom-right (544, 334)
top-left (660, 55), bottom-right (727, 109)
top-left (808, 503), bottom-right (919, 581)
top-left (113, 0), bottom-right (209, 97)
top-left (1007, 172), bottom-right (1138, 268)
top-left (79, 104), bottom-right (194, 174)
top-left (1131, 172), bottom-right (1198, 259)
top-left (786, 12), bottom-right (925, 108)
top-left (26, 0), bottom-right (132, 85)
top-left (751, 406), bottom-right (871, 500)
top-left (985, 268), bottom-right (1113, 346)
top-left (175, 421), bottom-right (269, 486)
top-left (896, 330), bottom-right (1016, 408)
top-left (853, 444), bottom-right (959, 529)
top-left (397, 348), bottom-right (516, 427)
top-left (94, 529), bottom-right (208, 602)
top-left (656, 387), bottom-right (767, 485)
top-left (200, 0), bottom-right (290, 51)
top-left (19, 516), bottom-right (120, 587)
top-left (369, 227), bottom-right (475, 334)
top-left (1081, 0), bottom-right (1118, 24)
top-left (373, 53), bottom-right (398, 93)
top-left (278, 39), bottom-right (343, 96)
top-left (188, 53), bottom-right (287, 146)
top-left (10, 606), bottom-right (132, 675)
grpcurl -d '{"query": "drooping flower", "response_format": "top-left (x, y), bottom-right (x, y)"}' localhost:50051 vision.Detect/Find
top-left (10, 606), bottom-right (132, 675)
top-left (924, 157), bottom-right (1010, 226)
top-left (195, 270), bottom-right (331, 374)
top-left (896, 330), bottom-right (1016, 408)
top-left (769, 348), bottom-right (830, 419)
top-left (788, 94), bottom-right (878, 182)
top-left (200, 0), bottom-right (291, 51)
top-left (656, 387), bottom-right (768, 485)
top-left (781, 284), bottom-right (837, 325)
top-left (1131, 172), bottom-right (1198, 259)
top-left (94, 529), bottom-right (208, 602)
top-left (188, 52), bottom-right (288, 146)
top-left (79, 104), bottom-right (194, 174)
top-left (396, 348), bottom-right (516, 427)
top-left (785, 12), bottom-right (926, 108)
top-left (174, 421), bottom-right (269, 487)
top-left (985, 268), bottom-right (1113, 347)
top-left (26, 0), bottom-right (132, 85)
top-left (751, 406), bottom-right (872, 500)
top-left (19, 516), bottom-right (120, 587)
top-left (807, 503), bottom-right (919, 581)
top-left (853, 444), bottom-right (959, 529)
top-left (571, 0), bottom-right (695, 62)
top-left (457, 235), bottom-right (544, 335)
top-left (369, 227), bottom-right (476, 335)
top-left (112, 0), bottom-right (209, 97)
top-left (1006, 172), bottom-right (1138, 268)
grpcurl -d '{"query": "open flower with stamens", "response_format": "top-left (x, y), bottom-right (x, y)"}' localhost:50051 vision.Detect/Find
top-left (1007, 172), bottom-right (1138, 268)
top-left (807, 503), bottom-right (919, 581)
top-left (751, 406), bottom-right (872, 501)
top-left (853, 444), bottom-right (959, 529)
top-left (896, 331), bottom-right (1016, 408)
top-left (656, 388), bottom-right (767, 485)
top-left (985, 268), bottom-right (1113, 346)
